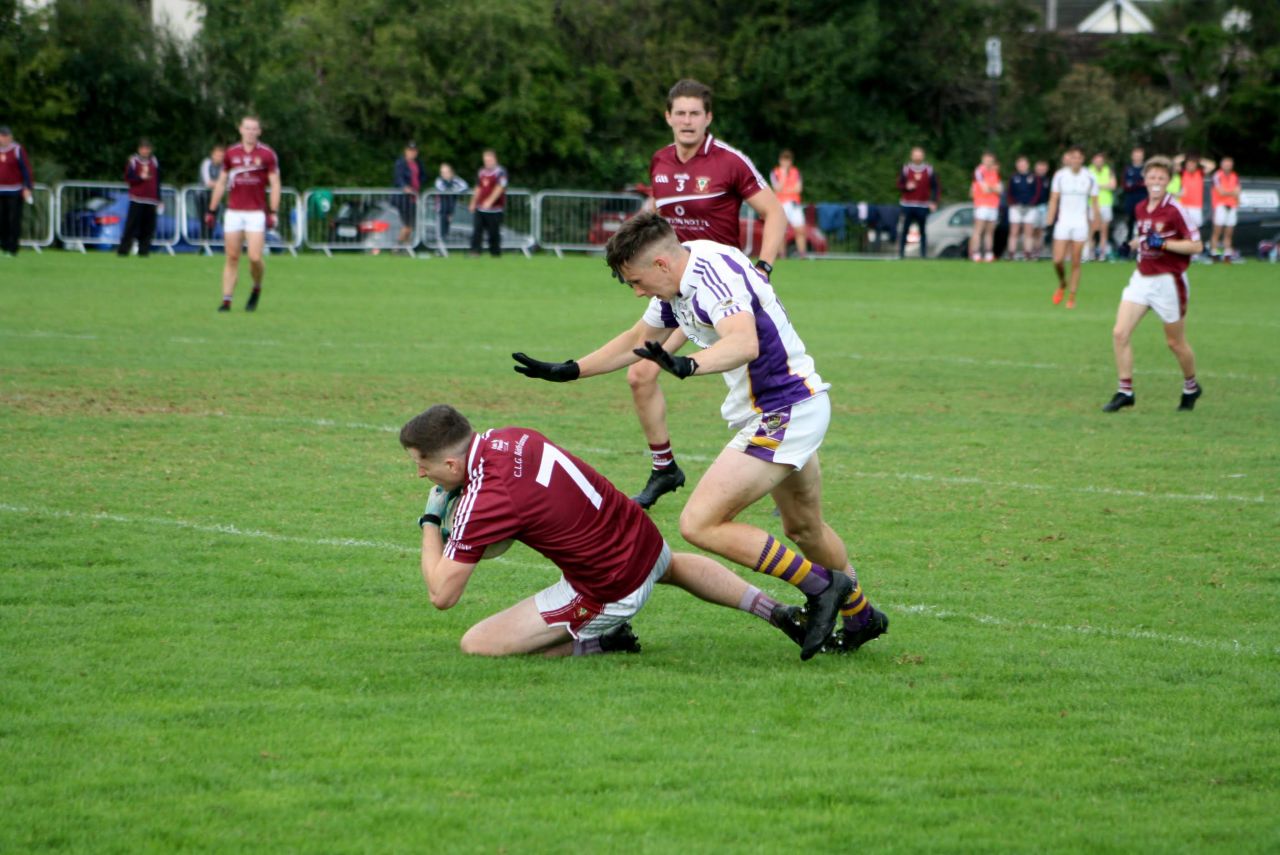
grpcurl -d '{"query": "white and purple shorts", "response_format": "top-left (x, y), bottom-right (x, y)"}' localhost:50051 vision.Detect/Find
top-left (727, 392), bottom-right (829, 470)
top-left (535, 542), bottom-right (669, 639)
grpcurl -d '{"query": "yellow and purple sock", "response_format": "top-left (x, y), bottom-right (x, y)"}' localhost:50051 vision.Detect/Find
top-left (840, 568), bottom-right (873, 630)
top-left (754, 536), bottom-right (832, 596)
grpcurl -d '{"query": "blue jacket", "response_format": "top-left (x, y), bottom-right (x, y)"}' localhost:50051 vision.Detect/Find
top-left (393, 157), bottom-right (423, 194)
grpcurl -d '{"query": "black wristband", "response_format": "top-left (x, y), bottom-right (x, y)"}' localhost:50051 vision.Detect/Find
top-left (754, 259), bottom-right (773, 276)
top-left (687, 357), bottom-right (699, 376)
top-left (418, 513), bottom-right (442, 529)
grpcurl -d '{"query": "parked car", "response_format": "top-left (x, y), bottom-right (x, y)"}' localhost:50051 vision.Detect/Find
top-left (916, 203), bottom-right (1011, 259)
top-left (60, 191), bottom-right (180, 250)
top-left (326, 200), bottom-right (405, 250)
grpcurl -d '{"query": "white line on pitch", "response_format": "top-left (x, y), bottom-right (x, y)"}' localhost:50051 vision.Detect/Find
top-left (2, 502), bottom-right (1272, 658)
top-left (843, 469), bottom-right (1266, 504)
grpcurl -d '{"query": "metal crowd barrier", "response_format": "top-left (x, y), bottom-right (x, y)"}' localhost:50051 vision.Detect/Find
top-left (301, 188), bottom-right (419, 256)
top-left (740, 203), bottom-right (892, 261)
top-left (19, 183), bottom-right (55, 252)
top-left (55, 181), bottom-right (181, 254)
top-left (179, 184), bottom-right (303, 256)
top-left (533, 190), bottom-right (646, 256)
top-left (418, 189), bottom-right (536, 257)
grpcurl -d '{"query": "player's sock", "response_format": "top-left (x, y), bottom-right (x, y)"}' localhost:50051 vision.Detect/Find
top-left (1183, 375), bottom-right (1199, 394)
top-left (1118, 377), bottom-right (1134, 396)
top-left (572, 637), bottom-right (604, 656)
top-left (738, 586), bottom-right (784, 624)
top-left (839, 568), bottom-right (874, 631)
top-left (648, 440), bottom-right (674, 470)
top-left (220, 297), bottom-right (232, 310)
top-left (753, 535), bottom-right (832, 596)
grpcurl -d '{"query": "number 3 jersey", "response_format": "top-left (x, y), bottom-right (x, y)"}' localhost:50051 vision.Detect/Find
top-left (444, 428), bottom-right (665, 603)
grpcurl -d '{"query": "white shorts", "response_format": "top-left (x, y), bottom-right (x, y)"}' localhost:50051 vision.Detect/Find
top-left (1098, 205), bottom-right (1114, 223)
top-left (1034, 204), bottom-right (1048, 229)
top-left (535, 542), bottom-right (669, 639)
top-left (1213, 206), bottom-right (1237, 227)
top-left (974, 205), bottom-right (998, 223)
top-left (782, 201), bottom-right (806, 228)
top-left (1121, 270), bottom-right (1189, 324)
top-left (1183, 206), bottom-right (1204, 229)
top-left (1009, 205), bottom-right (1036, 225)
top-left (224, 209), bottom-right (266, 234)
top-left (727, 392), bottom-right (829, 471)
top-left (1054, 222), bottom-right (1090, 243)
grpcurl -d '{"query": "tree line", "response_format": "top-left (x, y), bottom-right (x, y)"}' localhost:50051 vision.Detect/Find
top-left (2, 0), bottom-right (1276, 202)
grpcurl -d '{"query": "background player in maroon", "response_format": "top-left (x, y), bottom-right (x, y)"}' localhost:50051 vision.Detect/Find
top-left (628, 79), bottom-right (786, 509)
top-left (1104, 156), bottom-right (1204, 413)
top-left (401, 404), bottom-right (806, 657)
top-left (205, 116), bottom-right (281, 311)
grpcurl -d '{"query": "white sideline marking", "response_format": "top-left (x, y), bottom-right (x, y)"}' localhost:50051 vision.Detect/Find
top-left (892, 603), bottom-right (1267, 657)
top-left (2, 502), bottom-right (1272, 658)
top-left (842, 352), bottom-right (1262, 382)
top-left (844, 470), bottom-right (1267, 505)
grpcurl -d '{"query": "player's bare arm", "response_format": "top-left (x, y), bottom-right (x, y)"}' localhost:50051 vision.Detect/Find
top-left (1046, 192), bottom-right (1060, 226)
top-left (268, 171), bottom-right (282, 217)
top-left (746, 188), bottom-right (786, 265)
top-left (512, 320), bottom-right (674, 382)
top-left (419, 523), bottom-right (477, 610)
top-left (687, 312), bottom-right (759, 373)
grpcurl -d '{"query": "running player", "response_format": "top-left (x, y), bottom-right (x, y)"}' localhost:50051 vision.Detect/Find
top-left (626, 79), bottom-right (786, 510)
top-left (205, 116), bottom-right (281, 312)
top-left (1103, 156), bottom-right (1204, 413)
top-left (970, 151), bottom-right (1001, 262)
top-left (511, 212), bottom-right (889, 660)
top-left (402, 404), bottom-right (808, 656)
top-left (1046, 146), bottom-right (1100, 309)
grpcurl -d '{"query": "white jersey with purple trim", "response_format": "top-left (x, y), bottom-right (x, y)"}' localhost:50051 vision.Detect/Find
top-left (641, 240), bottom-right (829, 426)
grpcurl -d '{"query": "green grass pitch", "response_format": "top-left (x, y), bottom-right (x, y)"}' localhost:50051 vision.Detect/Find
top-left (2, 251), bottom-right (1277, 852)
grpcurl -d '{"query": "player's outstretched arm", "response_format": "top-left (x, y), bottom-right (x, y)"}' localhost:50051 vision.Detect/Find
top-left (637, 312), bottom-right (758, 377)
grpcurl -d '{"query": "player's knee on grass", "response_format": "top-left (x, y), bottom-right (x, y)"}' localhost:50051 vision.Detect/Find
top-left (459, 625), bottom-right (505, 656)
top-left (627, 358), bottom-right (661, 392)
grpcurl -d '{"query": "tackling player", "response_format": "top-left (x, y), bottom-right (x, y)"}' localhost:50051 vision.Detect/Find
top-left (1046, 146), bottom-right (1100, 309)
top-left (205, 116), bottom-right (281, 312)
top-left (626, 79), bottom-right (786, 510)
top-left (511, 212), bottom-right (889, 661)
top-left (403, 404), bottom-right (810, 657)
top-left (1104, 156), bottom-right (1203, 413)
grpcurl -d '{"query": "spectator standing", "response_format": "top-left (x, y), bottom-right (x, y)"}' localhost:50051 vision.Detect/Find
top-left (1175, 152), bottom-right (1212, 240)
top-left (897, 146), bottom-right (939, 259)
top-left (197, 143), bottom-right (224, 237)
top-left (1209, 156), bottom-right (1240, 261)
top-left (0, 125), bottom-right (34, 257)
top-left (1088, 152), bottom-right (1117, 260)
top-left (433, 162), bottom-right (468, 243)
top-left (770, 149), bottom-right (807, 257)
top-left (969, 152), bottom-right (1001, 262)
top-left (1030, 159), bottom-right (1051, 259)
top-left (204, 116), bottom-right (281, 312)
top-left (1006, 156), bottom-right (1039, 260)
top-left (468, 149), bottom-right (507, 257)
top-left (393, 141), bottom-right (422, 246)
top-left (117, 138), bottom-right (161, 257)
top-left (1120, 147), bottom-right (1147, 256)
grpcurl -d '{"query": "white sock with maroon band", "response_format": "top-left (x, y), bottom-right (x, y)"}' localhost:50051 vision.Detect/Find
top-left (1184, 376), bottom-right (1199, 393)
top-left (648, 441), bottom-right (675, 470)
top-left (738, 586), bottom-right (784, 624)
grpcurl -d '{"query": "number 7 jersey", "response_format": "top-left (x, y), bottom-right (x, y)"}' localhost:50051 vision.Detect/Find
top-left (444, 428), bottom-right (665, 603)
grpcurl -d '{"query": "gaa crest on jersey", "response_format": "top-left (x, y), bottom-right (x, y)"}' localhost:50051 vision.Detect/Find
top-left (696, 177), bottom-right (710, 192)
top-left (655, 174), bottom-right (669, 183)
top-left (490, 439), bottom-right (510, 452)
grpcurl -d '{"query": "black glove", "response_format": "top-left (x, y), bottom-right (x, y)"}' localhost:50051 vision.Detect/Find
top-left (1145, 232), bottom-right (1165, 250)
top-left (512, 352), bottom-right (581, 382)
top-left (633, 340), bottom-right (698, 379)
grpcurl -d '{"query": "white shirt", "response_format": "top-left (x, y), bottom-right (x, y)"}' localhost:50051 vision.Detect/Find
top-left (1051, 167), bottom-right (1099, 227)
top-left (641, 240), bottom-right (829, 426)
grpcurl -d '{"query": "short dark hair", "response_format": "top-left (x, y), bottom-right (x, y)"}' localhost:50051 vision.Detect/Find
top-left (667, 79), bottom-right (712, 112)
top-left (138, 137), bottom-right (152, 148)
top-left (1065, 144), bottom-right (1084, 155)
top-left (605, 212), bottom-right (678, 281)
top-left (779, 149), bottom-right (794, 161)
top-left (399, 404), bottom-right (473, 457)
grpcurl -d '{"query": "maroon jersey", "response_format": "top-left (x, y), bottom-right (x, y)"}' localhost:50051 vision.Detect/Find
top-left (650, 134), bottom-right (767, 246)
top-left (445, 428), bottom-right (665, 603)
top-left (475, 165), bottom-right (508, 212)
top-left (124, 154), bottom-right (160, 204)
top-left (222, 142), bottom-right (279, 211)
top-left (1135, 194), bottom-right (1199, 277)
top-left (897, 163), bottom-right (939, 207)
top-left (0, 141), bottom-right (33, 193)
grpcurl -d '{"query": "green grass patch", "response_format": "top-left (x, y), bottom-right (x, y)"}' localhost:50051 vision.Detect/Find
top-left (2, 253), bottom-right (1277, 852)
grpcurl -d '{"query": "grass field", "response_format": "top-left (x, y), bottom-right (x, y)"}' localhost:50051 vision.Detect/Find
top-left (2, 251), bottom-right (1277, 853)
